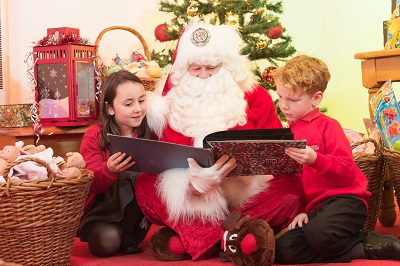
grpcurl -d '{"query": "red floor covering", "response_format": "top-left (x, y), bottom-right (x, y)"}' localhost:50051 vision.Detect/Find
top-left (70, 204), bottom-right (400, 266)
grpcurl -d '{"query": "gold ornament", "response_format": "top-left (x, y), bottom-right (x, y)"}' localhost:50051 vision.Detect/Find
top-left (225, 11), bottom-right (238, 25)
top-left (256, 39), bottom-right (267, 50)
top-left (187, 4), bottom-right (199, 17)
top-left (255, 7), bottom-right (266, 15)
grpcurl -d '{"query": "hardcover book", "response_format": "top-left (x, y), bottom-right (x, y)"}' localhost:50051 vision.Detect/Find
top-left (108, 128), bottom-right (306, 176)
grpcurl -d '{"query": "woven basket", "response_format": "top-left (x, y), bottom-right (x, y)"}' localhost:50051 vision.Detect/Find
top-left (0, 157), bottom-right (93, 266)
top-left (94, 25), bottom-right (158, 91)
top-left (0, 260), bottom-right (23, 266)
top-left (352, 138), bottom-right (386, 230)
top-left (381, 147), bottom-right (400, 209)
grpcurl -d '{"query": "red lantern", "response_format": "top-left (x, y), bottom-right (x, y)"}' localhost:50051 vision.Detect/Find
top-left (267, 23), bottom-right (283, 39)
top-left (33, 27), bottom-right (97, 126)
top-left (155, 24), bottom-right (170, 42)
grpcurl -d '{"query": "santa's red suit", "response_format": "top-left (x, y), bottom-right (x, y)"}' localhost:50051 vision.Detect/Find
top-left (135, 23), bottom-right (304, 261)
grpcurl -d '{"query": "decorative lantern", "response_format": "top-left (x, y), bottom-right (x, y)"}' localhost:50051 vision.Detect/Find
top-left (33, 27), bottom-right (97, 126)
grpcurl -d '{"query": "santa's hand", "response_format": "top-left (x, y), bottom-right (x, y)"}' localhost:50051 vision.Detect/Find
top-left (187, 155), bottom-right (237, 194)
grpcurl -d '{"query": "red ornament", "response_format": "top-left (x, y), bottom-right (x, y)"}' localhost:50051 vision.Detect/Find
top-left (266, 23), bottom-right (283, 39)
top-left (155, 24), bottom-right (170, 42)
top-left (262, 66), bottom-right (277, 86)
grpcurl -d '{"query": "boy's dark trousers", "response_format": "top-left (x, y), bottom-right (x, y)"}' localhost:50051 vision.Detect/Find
top-left (275, 195), bottom-right (367, 264)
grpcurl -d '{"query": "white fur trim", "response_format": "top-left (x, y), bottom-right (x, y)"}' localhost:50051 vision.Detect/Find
top-left (157, 168), bottom-right (229, 225)
top-left (146, 91), bottom-right (169, 138)
top-left (221, 175), bottom-right (273, 208)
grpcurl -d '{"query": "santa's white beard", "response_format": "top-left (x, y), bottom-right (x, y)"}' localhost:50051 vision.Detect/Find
top-left (167, 67), bottom-right (248, 147)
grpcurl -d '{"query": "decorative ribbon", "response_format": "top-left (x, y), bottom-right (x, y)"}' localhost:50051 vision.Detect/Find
top-left (24, 51), bottom-right (43, 144)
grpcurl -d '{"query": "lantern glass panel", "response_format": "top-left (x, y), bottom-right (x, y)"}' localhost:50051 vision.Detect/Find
top-left (37, 62), bottom-right (69, 118)
top-left (76, 62), bottom-right (95, 117)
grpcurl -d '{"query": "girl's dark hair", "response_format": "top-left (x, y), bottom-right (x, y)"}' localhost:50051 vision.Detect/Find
top-left (98, 70), bottom-right (149, 150)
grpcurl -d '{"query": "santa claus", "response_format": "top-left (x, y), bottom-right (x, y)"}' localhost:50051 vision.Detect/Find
top-left (136, 22), bottom-right (304, 263)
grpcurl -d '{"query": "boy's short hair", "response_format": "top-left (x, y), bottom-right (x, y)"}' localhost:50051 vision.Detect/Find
top-left (273, 55), bottom-right (331, 95)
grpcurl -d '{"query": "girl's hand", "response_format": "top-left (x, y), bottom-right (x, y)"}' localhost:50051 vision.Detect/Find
top-left (285, 146), bottom-right (317, 165)
top-left (288, 213), bottom-right (309, 230)
top-left (187, 154), bottom-right (237, 194)
top-left (107, 152), bottom-right (135, 174)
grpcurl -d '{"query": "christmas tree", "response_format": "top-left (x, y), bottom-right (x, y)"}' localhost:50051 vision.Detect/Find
top-left (151, 0), bottom-right (296, 109)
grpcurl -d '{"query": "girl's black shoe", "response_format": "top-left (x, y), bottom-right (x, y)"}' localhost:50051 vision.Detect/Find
top-left (118, 242), bottom-right (142, 254)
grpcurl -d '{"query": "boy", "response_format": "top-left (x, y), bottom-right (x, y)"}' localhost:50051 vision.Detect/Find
top-left (273, 55), bottom-right (400, 263)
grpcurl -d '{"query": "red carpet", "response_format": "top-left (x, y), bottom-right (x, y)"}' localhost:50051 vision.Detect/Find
top-left (70, 204), bottom-right (400, 266)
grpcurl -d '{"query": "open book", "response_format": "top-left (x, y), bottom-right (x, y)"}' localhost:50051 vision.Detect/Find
top-left (108, 128), bottom-right (306, 176)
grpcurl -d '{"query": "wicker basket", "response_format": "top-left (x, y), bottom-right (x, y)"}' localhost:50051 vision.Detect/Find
top-left (94, 25), bottom-right (158, 91)
top-left (0, 157), bottom-right (93, 266)
top-left (0, 260), bottom-right (23, 266)
top-left (352, 138), bottom-right (386, 230)
top-left (381, 147), bottom-right (400, 209)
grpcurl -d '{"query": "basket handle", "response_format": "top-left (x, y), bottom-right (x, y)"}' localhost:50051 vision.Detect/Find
top-left (3, 157), bottom-right (55, 196)
top-left (94, 26), bottom-right (151, 72)
top-left (351, 138), bottom-right (381, 157)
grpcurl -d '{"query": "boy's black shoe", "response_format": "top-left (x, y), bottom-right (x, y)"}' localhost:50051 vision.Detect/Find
top-left (118, 242), bottom-right (142, 254)
top-left (363, 230), bottom-right (400, 260)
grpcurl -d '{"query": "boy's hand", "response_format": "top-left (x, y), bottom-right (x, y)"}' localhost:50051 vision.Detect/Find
top-left (107, 152), bottom-right (135, 174)
top-left (285, 146), bottom-right (317, 165)
top-left (288, 213), bottom-right (309, 230)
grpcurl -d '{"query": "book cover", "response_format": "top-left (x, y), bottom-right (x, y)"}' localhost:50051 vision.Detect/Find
top-left (108, 128), bottom-right (306, 176)
top-left (203, 129), bottom-right (305, 176)
top-left (207, 139), bottom-right (305, 176)
top-left (108, 134), bottom-right (213, 174)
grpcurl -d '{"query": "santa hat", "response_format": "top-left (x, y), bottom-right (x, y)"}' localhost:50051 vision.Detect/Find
top-left (163, 22), bottom-right (256, 95)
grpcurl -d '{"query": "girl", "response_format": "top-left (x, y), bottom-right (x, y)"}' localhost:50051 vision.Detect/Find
top-left (78, 70), bottom-right (153, 257)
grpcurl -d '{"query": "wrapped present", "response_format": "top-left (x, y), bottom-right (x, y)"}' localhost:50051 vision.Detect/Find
top-left (0, 104), bottom-right (32, 127)
top-left (47, 27), bottom-right (80, 38)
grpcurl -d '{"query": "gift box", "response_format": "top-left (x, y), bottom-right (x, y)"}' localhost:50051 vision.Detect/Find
top-left (46, 27), bottom-right (80, 38)
top-left (0, 104), bottom-right (32, 127)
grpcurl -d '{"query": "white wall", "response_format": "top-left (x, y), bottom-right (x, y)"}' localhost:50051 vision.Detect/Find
top-left (0, 0), bottom-right (9, 104)
top-left (279, 0), bottom-right (389, 133)
top-left (4, 0), bottom-right (391, 134)
top-left (5, 0), bottom-right (168, 103)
